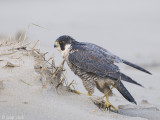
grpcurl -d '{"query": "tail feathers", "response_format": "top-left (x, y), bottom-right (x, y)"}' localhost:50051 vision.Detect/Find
top-left (115, 81), bottom-right (137, 104)
top-left (121, 73), bottom-right (143, 87)
top-left (108, 72), bottom-right (143, 87)
top-left (122, 60), bottom-right (152, 75)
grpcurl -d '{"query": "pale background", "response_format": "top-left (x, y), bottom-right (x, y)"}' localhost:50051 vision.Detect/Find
top-left (0, 1), bottom-right (160, 119)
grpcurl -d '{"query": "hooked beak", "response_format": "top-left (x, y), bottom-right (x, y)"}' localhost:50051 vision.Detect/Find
top-left (54, 41), bottom-right (59, 48)
top-left (54, 44), bottom-right (57, 48)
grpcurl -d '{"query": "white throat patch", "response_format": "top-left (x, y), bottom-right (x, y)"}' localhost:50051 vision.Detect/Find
top-left (57, 44), bottom-right (71, 57)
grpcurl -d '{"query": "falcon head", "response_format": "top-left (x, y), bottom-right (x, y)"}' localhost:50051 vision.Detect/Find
top-left (54, 35), bottom-right (76, 56)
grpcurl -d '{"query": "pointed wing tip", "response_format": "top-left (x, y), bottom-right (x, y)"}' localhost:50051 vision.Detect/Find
top-left (122, 59), bottom-right (152, 75)
top-left (133, 101), bottom-right (137, 105)
top-left (144, 70), bottom-right (152, 75)
top-left (148, 72), bottom-right (152, 75)
top-left (138, 84), bottom-right (144, 88)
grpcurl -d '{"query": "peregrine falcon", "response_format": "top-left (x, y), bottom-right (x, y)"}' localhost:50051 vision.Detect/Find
top-left (54, 35), bottom-right (151, 111)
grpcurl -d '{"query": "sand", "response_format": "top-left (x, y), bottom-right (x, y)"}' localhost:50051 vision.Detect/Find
top-left (0, 0), bottom-right (160, 120)
top-left (0, 39), bottom-right (159, 120)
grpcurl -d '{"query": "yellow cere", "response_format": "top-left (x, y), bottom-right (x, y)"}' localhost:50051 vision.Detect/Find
top-left (56, 41), bottom-right (60, 47)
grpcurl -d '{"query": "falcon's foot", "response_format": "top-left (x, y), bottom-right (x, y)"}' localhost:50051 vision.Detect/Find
top-left (106, 95), bottom-right (118, 111)
top-left (74, 90), bottom-right (82, 95)
top-left (87, 91), bottom-right (92, 96)
top-left (68, 80), bottom-right (82, 95)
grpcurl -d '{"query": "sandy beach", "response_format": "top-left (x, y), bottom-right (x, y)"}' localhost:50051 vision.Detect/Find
top-left (0, 0), bottom-right (160, 120)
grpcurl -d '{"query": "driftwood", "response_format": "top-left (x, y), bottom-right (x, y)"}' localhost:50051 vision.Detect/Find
top-left (0, 38), bottom-right (106, 110)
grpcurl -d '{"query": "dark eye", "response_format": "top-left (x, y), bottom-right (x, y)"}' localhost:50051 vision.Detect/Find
top-left (60, 41), bottom-right (64, 44)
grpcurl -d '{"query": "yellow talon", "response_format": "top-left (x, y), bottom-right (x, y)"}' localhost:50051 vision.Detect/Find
top-left (106, 94), bottom-right (118, 111)
top-left (74, 90), bottom-right (83, 95)
top-left (68, 80), bottom-right (82, 95)
top-left (87, 91), bottom-right (92, 96)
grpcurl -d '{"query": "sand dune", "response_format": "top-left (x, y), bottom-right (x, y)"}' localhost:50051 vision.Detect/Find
top-left (0, 40), bottom-right (160, 120)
